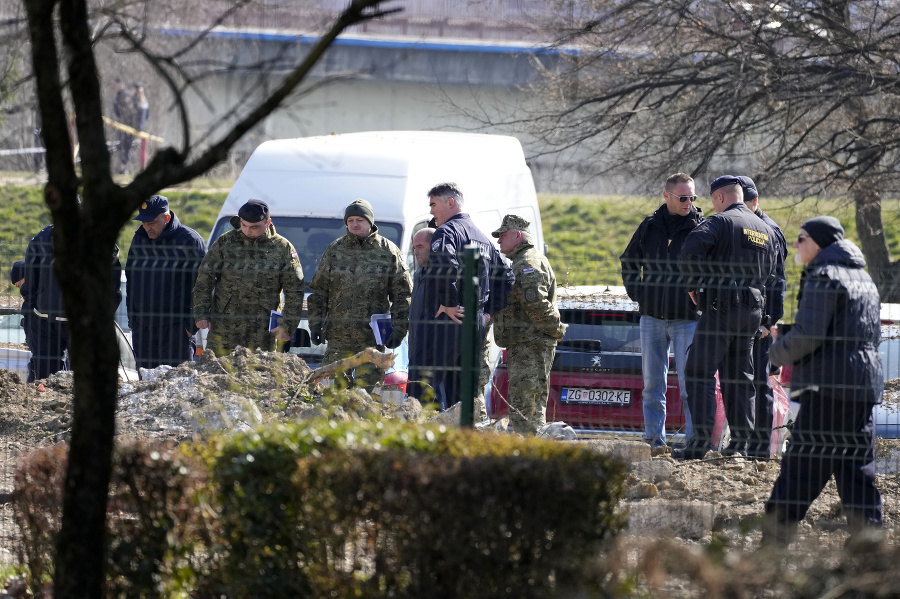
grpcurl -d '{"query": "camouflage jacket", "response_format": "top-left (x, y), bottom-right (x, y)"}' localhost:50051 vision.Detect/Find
top-left (307, 226), bottom-right (412, 347)
top-left (192, 224), bottom-right (305, 332)
top-left (493, 240), bottom-right (566, 347)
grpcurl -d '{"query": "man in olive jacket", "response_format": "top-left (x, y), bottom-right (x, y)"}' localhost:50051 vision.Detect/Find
top-left (492, 214), bottom-right (566, 435)
top-left (308, 199), bottom-right (412, 388)
top-left (192, 199), bottom-right (304, 355)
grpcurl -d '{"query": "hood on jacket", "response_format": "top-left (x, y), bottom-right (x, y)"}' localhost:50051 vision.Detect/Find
top-left (808, 238), bottom-right (866, 270)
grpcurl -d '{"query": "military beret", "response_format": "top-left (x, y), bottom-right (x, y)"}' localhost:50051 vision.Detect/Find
top-left (709, 175), bottom-right (742, 194)
top-left (491, 214), bottom-right (530, 238)
top-left (238, 199), bottom-right (269, 223)
top-left (133, 195), bottom-right (169, 222)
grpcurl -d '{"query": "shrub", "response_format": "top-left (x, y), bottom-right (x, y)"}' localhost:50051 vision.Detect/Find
top-left (208, 420), bottom-right (628, 598)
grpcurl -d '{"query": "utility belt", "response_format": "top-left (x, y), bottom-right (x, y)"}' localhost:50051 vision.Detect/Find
top-left (697, 285), bottom-right (764, 312)
top-left (33, 308), bottom-right (68, 323)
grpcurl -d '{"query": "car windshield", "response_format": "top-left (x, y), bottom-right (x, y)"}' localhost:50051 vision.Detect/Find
top-left (558, 308), bottom-right (641, 353)
top-left (209, 216), bottom-right (404, 292)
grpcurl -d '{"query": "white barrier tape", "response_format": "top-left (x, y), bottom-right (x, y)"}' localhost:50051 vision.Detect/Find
top-left (0, 147), bottom-right (45, 156)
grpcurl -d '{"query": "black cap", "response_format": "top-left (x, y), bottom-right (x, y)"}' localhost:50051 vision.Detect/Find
top-left (133, 195), bottom-right (169, 222)
top-left (238, 199), bottom-right (269, 223)
top-left (9, 259), bottom-right (24, 285)
top-left (801, 216), bottom-right (844, 248)
top-left (133, 82), bottom-right (143, 89)
top-left (736, 176), bottom-right (758, 201)
top-left (710, 175), bottom-right (741, 194)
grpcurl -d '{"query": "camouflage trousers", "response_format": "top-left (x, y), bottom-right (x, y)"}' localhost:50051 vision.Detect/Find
top-left (324, 342), bottom-right (385, 390)
top-left (505, 342), bottom-right (555, 435)
top-left (207, 315), bottom-right (275, 356)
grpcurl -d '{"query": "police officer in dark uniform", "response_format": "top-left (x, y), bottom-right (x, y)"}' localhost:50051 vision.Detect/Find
top-left (22, 225), bottom-right (123, 381)
top-left (737, 176), bottom-right (787, 459)
top-left (675, 176), bottom-right (778, 459)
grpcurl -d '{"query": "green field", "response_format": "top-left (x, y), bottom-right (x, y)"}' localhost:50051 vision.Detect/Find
top-left (2, 184), bottom-right (899, 321)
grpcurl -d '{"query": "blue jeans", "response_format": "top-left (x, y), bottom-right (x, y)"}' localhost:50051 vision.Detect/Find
top-left (640, 316), bottom-right (696, 446)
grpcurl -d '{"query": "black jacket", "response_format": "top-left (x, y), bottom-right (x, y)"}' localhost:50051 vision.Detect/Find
top-left (620, 204), bottom-right (703, 320)
top-left (23, 225), bottom-right (123, 319)
top-left (769, 239), bottom-right (882, 404)
top-left (679, 202), bottom-right (778, 310)
top-left (125, 211), bottom-right (207, 329)
top-left (755, 207), bottom-right (787, 326)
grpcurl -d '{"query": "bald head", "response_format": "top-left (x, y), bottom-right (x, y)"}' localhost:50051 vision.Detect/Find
top-left (413, 227), bottom-right (435, 268)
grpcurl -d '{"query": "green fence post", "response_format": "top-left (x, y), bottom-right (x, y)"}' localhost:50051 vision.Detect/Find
top-left (459, 244), bottom-right (481, 427)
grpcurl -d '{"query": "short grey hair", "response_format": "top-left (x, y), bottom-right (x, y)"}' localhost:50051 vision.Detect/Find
top-left (426, 182), bottom-right (464, 207)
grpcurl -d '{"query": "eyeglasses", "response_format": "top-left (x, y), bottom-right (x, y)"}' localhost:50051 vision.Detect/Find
top-left (796, 235), bottom-right (809, 243)
top-left (666, 191), bottom-right (697, 203)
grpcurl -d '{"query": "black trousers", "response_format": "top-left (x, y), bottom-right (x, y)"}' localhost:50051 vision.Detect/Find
top-left (747, 333), bottom-right (775, 457)
top-left (684, 304), bottom-right (760, 449)
top-left (765, 393), bottom-right (882, 526)
top-left (26, 315), bottom-right (69, 382)
top-left (132, 321), bottom-right (195, 370)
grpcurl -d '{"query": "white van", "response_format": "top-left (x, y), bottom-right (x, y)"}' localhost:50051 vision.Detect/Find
top-left (208, 130), bottom-right (543, 367)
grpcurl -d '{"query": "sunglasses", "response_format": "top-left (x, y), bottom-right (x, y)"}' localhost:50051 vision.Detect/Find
top-left (666, 191), bottom-right (697, 203)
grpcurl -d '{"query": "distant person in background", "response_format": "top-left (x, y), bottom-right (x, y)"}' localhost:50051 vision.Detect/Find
top-left (132, 82), bottom-right (149, 133)
top-left (112, 76), bottom-right (134, 172)
top-left (308, 199), bottom-right (411, 389)
top-left (763, 217), bottom-right (883, 545)
top-left (407, 227), bottom-right (437, 402)
top-left (193, 199), bottom-right (304, 355)
top-left (22, 225), bottom-right (122, 381)
top-left (126, 195), bottom-right (207, 369)
top-left (10, 260), bottom-right (29, 378)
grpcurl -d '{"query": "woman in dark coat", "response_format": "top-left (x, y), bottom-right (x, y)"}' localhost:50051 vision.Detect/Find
top-left (763, 216), bottom-right (883, 545)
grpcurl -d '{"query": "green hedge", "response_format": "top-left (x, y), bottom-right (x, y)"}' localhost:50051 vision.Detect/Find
top-left (208, 420), bottom-right (629, 598)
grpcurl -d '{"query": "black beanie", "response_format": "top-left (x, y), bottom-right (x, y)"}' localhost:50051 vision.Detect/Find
top-left (801, 216), bottom-right (844, 248)
top-left (345, 199), bottom-right (374, 227)
top-left (9, 259), bottom-right (24, 285)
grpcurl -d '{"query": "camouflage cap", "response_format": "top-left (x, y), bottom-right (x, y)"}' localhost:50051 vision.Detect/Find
top-left (491, 214), bottom-right (530, 238)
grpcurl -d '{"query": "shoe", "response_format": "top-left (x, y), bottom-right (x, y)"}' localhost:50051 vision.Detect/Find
top-left (672, 443), bottom-right (709, 460)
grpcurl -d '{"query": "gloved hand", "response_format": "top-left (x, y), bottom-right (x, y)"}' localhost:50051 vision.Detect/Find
top-left (311, 328), bottom-right (324, 345)
top-left (383, 332), bottom-right (402, 349)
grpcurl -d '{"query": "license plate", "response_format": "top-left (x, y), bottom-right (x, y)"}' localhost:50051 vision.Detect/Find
top-left (561, 387), bottom-right (631, 405)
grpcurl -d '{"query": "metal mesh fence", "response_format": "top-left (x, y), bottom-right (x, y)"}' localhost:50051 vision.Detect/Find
top-left (0, 236), bottom-right (899, 554)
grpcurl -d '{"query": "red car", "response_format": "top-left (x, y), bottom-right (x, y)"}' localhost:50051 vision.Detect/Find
top-left (488, 287), bottom-right (792, 456)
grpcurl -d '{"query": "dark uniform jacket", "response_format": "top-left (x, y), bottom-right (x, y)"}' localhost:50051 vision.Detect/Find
top-left (125, 211), bottom-right (207, 330)
top-left (678, 203), bottom-right (778, 311)
top-left (755, 207), bottom-right (787, 326)
top-left (620, 204), bottom-right (703, 320)
top-left (769, 239), bottom-right (882, 404)
top-left (408, 265), bottom-right (435, 370)
top-left (429, 213), bottom-right (514, 319)
top-left (307, 226), bottom-right (411, 348)
top-left (22, 225), bottom-right (123, 318)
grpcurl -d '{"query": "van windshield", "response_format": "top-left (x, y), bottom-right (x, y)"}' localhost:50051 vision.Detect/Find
top-left (209, 217), bottom-right (404, 291)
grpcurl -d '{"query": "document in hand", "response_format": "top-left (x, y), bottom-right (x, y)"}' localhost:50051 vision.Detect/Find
top-left (269, 310), bottom-right (282, 332)
top-left (369, 313), bottom-right (392, 346)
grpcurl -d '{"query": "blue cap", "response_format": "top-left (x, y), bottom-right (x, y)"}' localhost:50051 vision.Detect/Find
top-left (133, 195), bottom-right (169, 222)
top-left (709, 175), bottom-right (741, 194)
top-left (736, 176), bottom-right (758, 201)
top-left (9, 259), bottom-right (24, 285)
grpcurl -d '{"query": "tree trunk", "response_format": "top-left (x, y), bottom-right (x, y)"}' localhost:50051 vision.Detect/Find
top-left (852, 182), bottom-right (900, 301)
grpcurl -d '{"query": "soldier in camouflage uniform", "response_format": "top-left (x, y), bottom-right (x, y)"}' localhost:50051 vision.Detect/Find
top-left (192, 199), bottom-right (304, 355)
top-left (308, 199), bottom-right (412, 388)
top-left (491, 214), bottom-right (566, 435)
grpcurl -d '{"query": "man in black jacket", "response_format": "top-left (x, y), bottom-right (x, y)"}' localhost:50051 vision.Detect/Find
top-left (126, 195), bottom-right (207, 369)
top-left (737, 176), bottom-right (787, 459)
top-left (764, 216), bottom-right (882, 543)
top-left (677, 176), bottom-right (778, 459)
top-left (621, 173), bottom-right (704, 451)
top-left (407, 227), bottom-right (437, 403)
top-left (23, 225), bottom-right (123, 381)
top-left (425, 182), bottom-right (514, 409)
